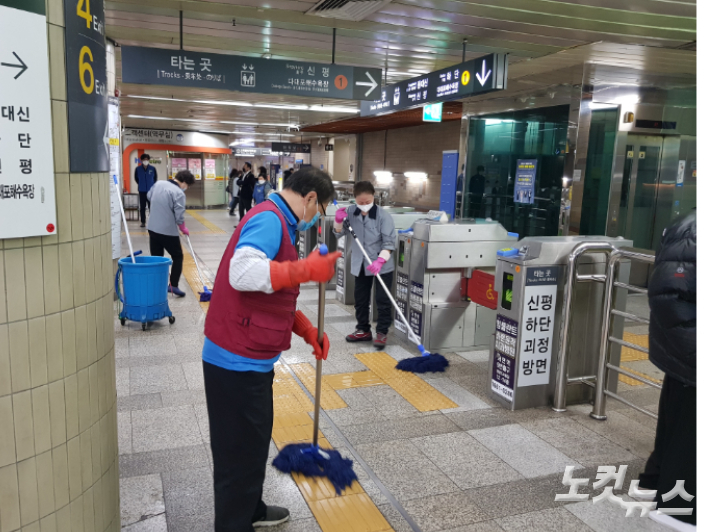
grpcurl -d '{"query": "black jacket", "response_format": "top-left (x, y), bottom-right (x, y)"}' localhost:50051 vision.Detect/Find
top-left (237, 172), bottom-right (256, 201)
top-left (648, 210), bottom-right (696, 386)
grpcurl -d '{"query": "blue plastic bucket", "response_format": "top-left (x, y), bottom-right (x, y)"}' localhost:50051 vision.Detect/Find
top-left (117, 256), bottom-right (173, 324)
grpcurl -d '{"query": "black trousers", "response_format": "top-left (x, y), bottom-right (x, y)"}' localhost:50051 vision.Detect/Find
top-left (204, 361), bottom-right (273, 532)
top-left (148, 230), bottom-right (183, 288)
top-left (638, 375), bottom-right (696, 524)
top-left (239, 197), bottom-right (253, 219)
top-left (139, 192), bottom-right (151, 224)
top-left (229, 195), bottom-right (239, 214)
top-left (354, 265), bottom-right (393, 335)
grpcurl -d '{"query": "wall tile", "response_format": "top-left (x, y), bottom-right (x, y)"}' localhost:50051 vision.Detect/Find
top-left (31, 385), bottom-right (52, 455)
top-left (13, 390), bottom-right (35, 463)
top-left (94, 302), bottom-right (105, 366)
top-left (0, 396), bottom-right (16, 468)
top-left (68, 174), bottom-right (84, 241)
top-left (51, 444), bottom-right (69, 510)
top-left (0, 325), bottom-right (10, 397)
top-left (90, 424), bottom-right (101, 484)
top-left (86, 301), bottom-right (97, 366)
top-left (92, 240), bottom-right (103, 305)
top-left (66, 437), bottom-right (81, 503)
top-left (83, 239), bottom-right (96, 304)
top-left (5, 249), bottom-right (27, 322)
top-left (55, 505), bottom-right (71, 532)
top-left (47, 23), bottom-right (66, 102)
top-left (3, 238), bottom-right (24, 250)
top-left (0, 463), bottom-right (21, 532)
top-left (91, 175), bottom-right (101, 238)
top-left (79, 430), bottom-right (92, 491)
top-left (35, 450), bottom-right (56, 518)
top-left (22, 520), bottom-right (41, 532)
top-left (51, 101), bottom-right (70, 174)
top-left (55, 174), bottom-right (72, 244)
top-left (89, 363), bottom-right (99, 427)
top-left (81, 176), bottom-right (93, 242)
top-left (28, 317), bottom-right (48, 389)
top-left (63, 374), bottom-right (78, 441)
top-left (69, 496), bottom-right (84, 532)
top-left (74, 305), bottom-right (88, 371)
top-left (71, 241), bottom-right (86, 307)
top-left (42, 245), bottom-right (61, 316)
top-left (82, 486), bottom-right (94, 532)
top-left (48, 380), bottom-right (67, 448)
top-left (44, 314), bottom-right (63, 384)
top-left (17, 456), bottom-right (39, 526)
top-left (23, 237), bottom-right (43, 248)
top-left (9, 321), bottom-right (31, 393)
top-left (40, 513), bottom-right (57, 532)
top-left (57, 243), bottom-right (73, 311)
top-left (45, 0), bottom-right (65, 27)
top-left (60, 310), bottom-right (76, 376)
top-left (76, 368), bottom-right (90, 435)
top-left (0, 250), bottom-right (6, 325)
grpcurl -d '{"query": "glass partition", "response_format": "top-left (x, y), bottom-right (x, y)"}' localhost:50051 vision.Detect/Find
top-left (463, 105), bottom-right (568, 238)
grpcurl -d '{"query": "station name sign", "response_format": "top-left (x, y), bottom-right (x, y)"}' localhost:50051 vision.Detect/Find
top-left (361, 53), bottom-right (507, 117)
top-left (271, 142), bottom-right (311, 154)
top-left (122, 46), bottom-right (382, 101)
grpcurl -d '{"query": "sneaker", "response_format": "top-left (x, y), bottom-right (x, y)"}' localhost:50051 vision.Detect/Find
top-left (373, 332), bottom-right (388, 349)
top-left (253, 506), bottom-right (290, 528)
top-left (140, 223), bottom-right (146, 228)
top-left (346, 330), bottom-right (372, 342)
top-left (229, 212), bottom-right (236, 216)
top-left (168, 285), bottom-right (186, 298)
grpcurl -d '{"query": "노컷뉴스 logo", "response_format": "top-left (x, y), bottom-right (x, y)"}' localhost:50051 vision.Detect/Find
top-left (555, 466), bottom-right (694, 517)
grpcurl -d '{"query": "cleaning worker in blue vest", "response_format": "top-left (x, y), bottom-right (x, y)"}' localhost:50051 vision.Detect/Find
top-left (134, 153), bottom-right (158, 227)
top-left (253, 166), bottom-right (273, 205)
top-left (202, 167), bottom-right (341, 531)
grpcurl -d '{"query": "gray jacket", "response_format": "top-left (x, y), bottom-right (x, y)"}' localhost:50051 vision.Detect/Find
top-left (147, 180), bottom-right (186, 237)
top-left (335, 204), bottom-right (396, 276)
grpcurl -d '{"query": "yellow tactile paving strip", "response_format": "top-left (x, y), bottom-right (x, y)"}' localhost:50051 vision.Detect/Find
top-left (620, 332), bottom-right (650, 362)
top-left (323, 371), bottom-right (385, 390)
top-left (181, 245), bottom-right (211, 313)
top-left (291, 363), bottom-right (348, 410)
top-left (271, 365), bottom-right (393, 532)
top-left (618, 365), bottom-right (663, 386)
top-left (356, 352), bottom-right (458, 411)
top-left (185, 210), bottom-right (227, 234)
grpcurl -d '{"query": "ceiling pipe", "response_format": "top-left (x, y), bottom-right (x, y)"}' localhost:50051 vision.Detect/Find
top-left (179, 11), bottom-right (183, 50)
top-left (332, 28), bottom-right (336, 64)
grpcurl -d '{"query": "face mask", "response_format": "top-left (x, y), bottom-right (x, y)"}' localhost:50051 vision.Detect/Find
top-left (358, 202), bottom-right (374, 213)
top-left (297, 199), bottom-right (321, 232)
top-left (142, 160), bottom-right (148, 166)
top-left (258, 178), bottom-right (265, 184)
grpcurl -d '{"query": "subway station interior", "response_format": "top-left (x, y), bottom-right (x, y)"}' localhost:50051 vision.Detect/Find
top-left (0, 0), bottom-right (700, 531)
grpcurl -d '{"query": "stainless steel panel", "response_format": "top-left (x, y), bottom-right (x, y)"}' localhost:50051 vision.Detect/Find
top-left (420, 240), bottom-right (515, 269)
top-left (424, 272), bottom-right (463, 304)
top-left (412, 220), bottom-right (513, 242)
top-left (474, 306), bottom-right (497, 349)
top-left (335, 234), bottom-right (356, 305)
top-left (423, 304), bottom-right (466, 351)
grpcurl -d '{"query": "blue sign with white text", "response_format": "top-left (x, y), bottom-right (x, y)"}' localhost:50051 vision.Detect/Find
top-left (514, 159), bottom-right (537, 204)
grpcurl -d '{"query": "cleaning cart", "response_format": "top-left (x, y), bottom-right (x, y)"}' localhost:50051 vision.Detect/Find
top-left (115, 255), bottom-right (176, 331)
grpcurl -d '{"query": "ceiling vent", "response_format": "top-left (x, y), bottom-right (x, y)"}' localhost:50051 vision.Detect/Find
top-left (305, 0), bottom-right (393, 22)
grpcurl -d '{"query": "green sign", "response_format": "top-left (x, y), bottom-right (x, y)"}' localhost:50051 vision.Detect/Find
top-left (0, 0), bottom-right (44, 15)
top-left (423, 102), bottom-right (443, 122)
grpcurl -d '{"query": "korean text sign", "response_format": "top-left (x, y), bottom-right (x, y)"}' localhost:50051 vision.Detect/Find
top-left (0, 3), bottom-right (57, 238)
top-left (514, 159), bottom-right (537, 204)
top-left (492, 315), bottom-right (518, 402)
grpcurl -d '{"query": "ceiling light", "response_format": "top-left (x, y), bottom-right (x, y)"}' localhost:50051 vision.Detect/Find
top-left (261, 123), bottom-right (300, 128)
top-left (194, 100), bottom-right (252, 107)
top-left (373, 171), bottom-right (393, 184)
top-left (125, 95), bottom-right (188, 102)
top-left (254, 104), bottom-right (309, 110)
top-left (220, 120), bottom-right (259, 126)
top-left (404, 171), bottom-right (427, 181)
top-left (589, 102), bottom-right (618, 110)
top-left (309, 106), bottom-right (359, 114)
top-left (199, 130), bottom-right (232, 135)
top-left (127, 115), bottom-right (203, 122)
top-left (230, 139), bottom-right (255, 146)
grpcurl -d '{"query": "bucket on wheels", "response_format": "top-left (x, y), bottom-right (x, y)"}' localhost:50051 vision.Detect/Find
top-left (115, 256), bottom-right (175, 330)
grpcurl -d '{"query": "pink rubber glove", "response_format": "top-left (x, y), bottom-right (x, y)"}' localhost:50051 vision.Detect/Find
top-left (178, 223), bottom-right (189, 236)
top-left (367, 257), bottom-right (387, 275)
top-left (335, 207), bottom-right (348, 224)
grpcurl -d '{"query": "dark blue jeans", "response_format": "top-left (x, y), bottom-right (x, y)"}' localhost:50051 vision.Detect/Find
top-left (229, 195), bottom-right (239, 214)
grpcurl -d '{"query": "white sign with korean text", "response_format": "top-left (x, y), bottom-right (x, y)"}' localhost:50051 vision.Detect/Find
top-left (0, 5), bottom-right (57, 239)
top-left (518, 269), bottom-right (558, 387)
top-left (108, 97), bottom-right (122, 259)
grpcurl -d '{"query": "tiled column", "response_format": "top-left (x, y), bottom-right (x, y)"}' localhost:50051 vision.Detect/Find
top-left (0, 0), bottom-right (120, 531)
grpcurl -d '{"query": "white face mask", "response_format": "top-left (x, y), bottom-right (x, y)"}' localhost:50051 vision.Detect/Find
top-left (258, 178), bottom-right (265, 184)
top-left (358, 202), bottom-right (374, 213)
top-left (142, 160), bottom-right (148, 166)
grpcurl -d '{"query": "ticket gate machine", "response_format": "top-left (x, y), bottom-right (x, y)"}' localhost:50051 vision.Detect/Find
top-left (395, 220), bottom-right (518, 351)
top-left (489, 236), bottom-right (632, 410)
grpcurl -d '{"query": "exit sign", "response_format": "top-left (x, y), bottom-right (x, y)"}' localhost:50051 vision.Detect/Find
top-left (423, 102), bottom-right (443, 122)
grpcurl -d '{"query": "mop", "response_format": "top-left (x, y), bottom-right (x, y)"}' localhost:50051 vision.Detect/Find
top-left (272, 244), bottom-right (358, 495)
top-left (112, 175), bottom-right (138, 263)
top-left (340, 214), bottom-right (449, 374)
top-left (184, 234), bottom-right (213, 302)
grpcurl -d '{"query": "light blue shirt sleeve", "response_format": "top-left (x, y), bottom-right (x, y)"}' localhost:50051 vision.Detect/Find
top-left (236, 211), bottom-right (283, 260)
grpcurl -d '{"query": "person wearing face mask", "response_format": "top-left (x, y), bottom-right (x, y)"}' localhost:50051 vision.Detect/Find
top-left (146, 170), bottom-right (196, 297)
top-left (202, 167), bottom-right (341, 531)
top-left (253, 166), bottom-right (273, 205)
top-left (236, 162), bottom-right (257, 218)
top-left (334, 180), bottom-right (396, 348)
top-left (135, 153), bottom-right (158, 227)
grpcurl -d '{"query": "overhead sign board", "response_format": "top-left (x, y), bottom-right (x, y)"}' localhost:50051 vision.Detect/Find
top-left (325, 144), bottom-right (334, 151)
top-left (121, 46), bottom-right (382, 101)
top-left (0, 2), bottom-right (58, 239)
top-left (271, 142), bottom-right (311, 154)
top-left (362, 53), bottom-right (507, 117)
top-left (423, 102), bottom-right (443, 122)
top-left (64, 0), bottom-right (109, 172)
top-left (232, 147), bottom-right (279, 157)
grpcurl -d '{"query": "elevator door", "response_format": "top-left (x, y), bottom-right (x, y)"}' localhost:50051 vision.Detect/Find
top-left (616, 135), bottom-right (677, 252)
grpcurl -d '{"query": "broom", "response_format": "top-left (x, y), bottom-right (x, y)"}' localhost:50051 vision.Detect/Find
top-left (340, 214), bottom-right (449, 373)
top-left (184, 234), bottom-right (213, 302)
top-left (272, 244), bottom-right (358, 495)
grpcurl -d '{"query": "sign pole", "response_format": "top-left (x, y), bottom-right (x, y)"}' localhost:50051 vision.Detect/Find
top-left (179, 10), bottom-right (183, 51)
top-left (332, 28), bottom-right (336, 64)
top-left (462, 39), bottom-right (467, 62)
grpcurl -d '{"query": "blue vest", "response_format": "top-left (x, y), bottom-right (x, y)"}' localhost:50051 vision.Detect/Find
top-left (136, 165), bottom-right (157, 192)
top-left (253, 182), bottom-right (268, 204)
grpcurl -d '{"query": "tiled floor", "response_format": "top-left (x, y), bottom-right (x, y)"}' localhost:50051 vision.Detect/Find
top-left (117, 209), bottom-right (669, 532)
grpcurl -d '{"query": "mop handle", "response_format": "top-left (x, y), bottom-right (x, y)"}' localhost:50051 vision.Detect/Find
top-left (185, 234), bottom-right (207, 288)
top-left (113, 175), bottom-right (136, 264)
top-left (312, 243), bottom-right (329, 447)
top-left (342, 219), bottom-right (425, 351)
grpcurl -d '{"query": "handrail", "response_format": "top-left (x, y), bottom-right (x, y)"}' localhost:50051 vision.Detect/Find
top-left (552, 241), bottom-right (618, 412)
top-left (590, 248), bottom-right (656, 420)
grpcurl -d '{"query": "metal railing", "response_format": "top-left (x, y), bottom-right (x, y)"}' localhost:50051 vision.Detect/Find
top-left (591, 248), bottom-right (659, 420)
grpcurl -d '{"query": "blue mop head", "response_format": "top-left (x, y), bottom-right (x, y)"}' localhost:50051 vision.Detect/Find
top-left (272, 443), bottom-right (358, 495)
top-left (199, 286), bottom-right (212, 302)
top-left (395, 345), bottom-right (449, 373)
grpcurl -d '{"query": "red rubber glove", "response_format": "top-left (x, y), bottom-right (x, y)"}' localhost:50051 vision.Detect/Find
top-left (335, 207), bottom-right (348, 224)
top-left (366, 257), bottom-right (387, 275)
top-left (292, 310), bottom-right (329, 360)
top-left (270, 250), bottom-right (341, 291)
top-left (178, 223), bottom-right (189, 235)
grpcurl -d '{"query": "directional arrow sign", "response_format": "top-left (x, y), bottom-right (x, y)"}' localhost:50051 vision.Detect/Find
top-left (475, 59), bottom-right (491, 86)
top-left (1, 51), bottom-right (28, 79)
top-left (356, 71), bottom-right (378, 97)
